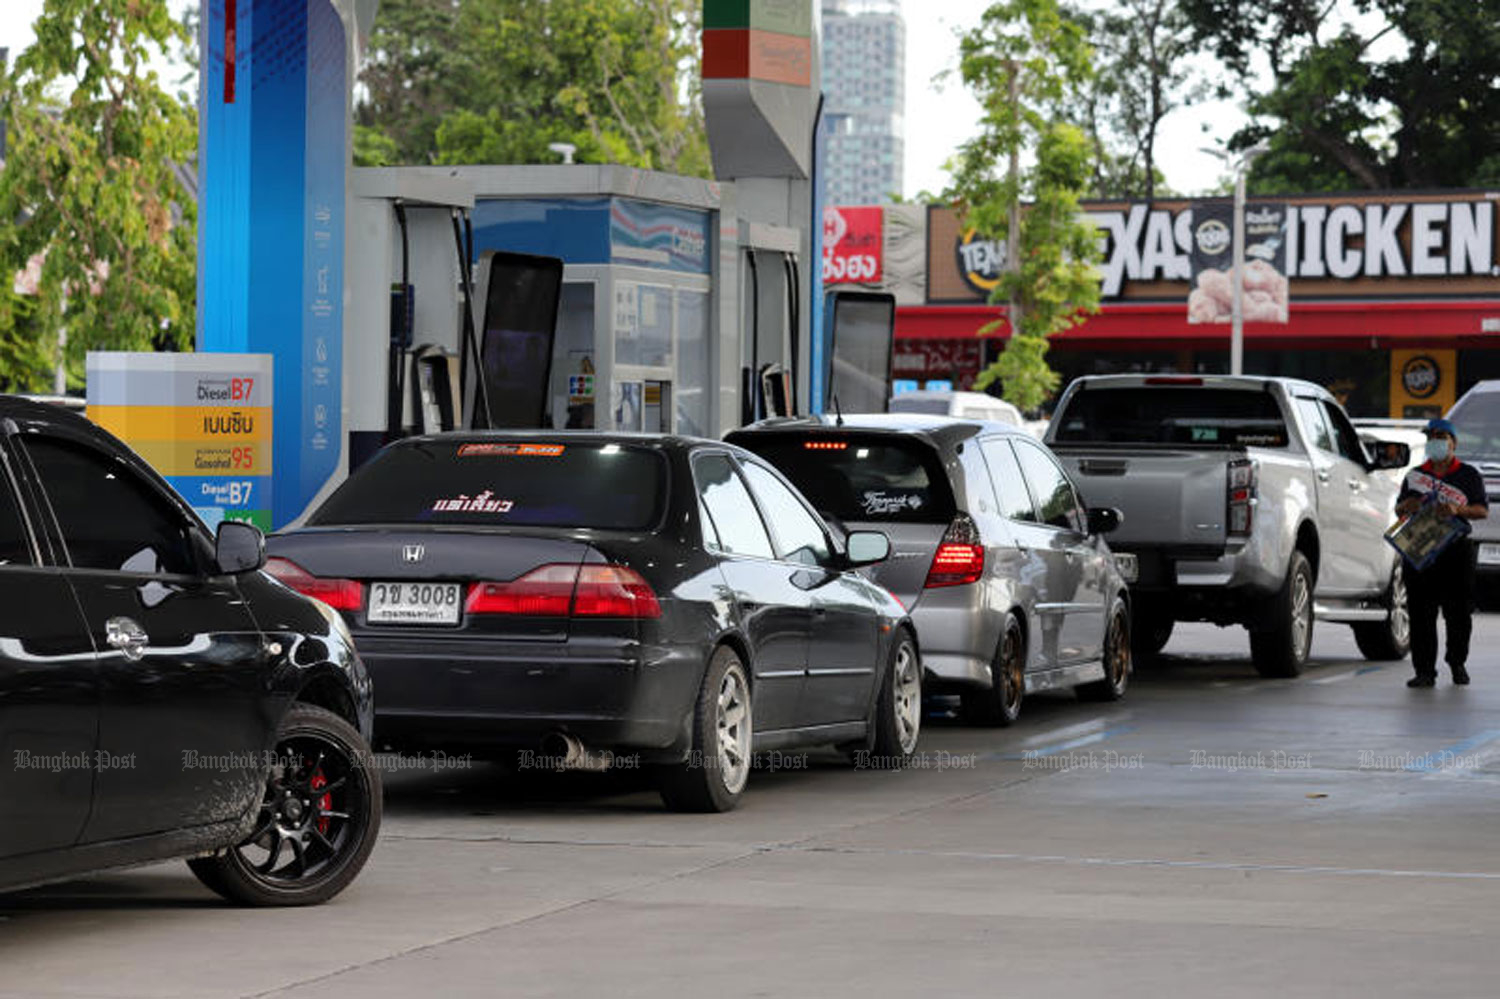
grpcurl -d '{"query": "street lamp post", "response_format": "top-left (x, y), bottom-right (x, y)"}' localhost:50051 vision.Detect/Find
top-left (1202, 142), bottom-right (1270, 375)
top-left (1230, 163), bottom-right (1247, 376)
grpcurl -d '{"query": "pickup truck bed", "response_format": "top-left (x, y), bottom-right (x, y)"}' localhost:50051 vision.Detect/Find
top-left (1045, 375), bottom-right (1410, 677)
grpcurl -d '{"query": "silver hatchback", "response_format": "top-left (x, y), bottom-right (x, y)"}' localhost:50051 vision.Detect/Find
top-left (728, 414), bottom-right (1132, 725)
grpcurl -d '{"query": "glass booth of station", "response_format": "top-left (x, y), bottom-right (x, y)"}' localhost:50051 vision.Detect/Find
top-left (467, 184), bottom-right (718, 438)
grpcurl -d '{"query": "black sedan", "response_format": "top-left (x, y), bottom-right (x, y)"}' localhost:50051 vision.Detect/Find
top-left (268, 433), bottom-right (920, 812)
top-left (0, 397), bottom-right (380, 905)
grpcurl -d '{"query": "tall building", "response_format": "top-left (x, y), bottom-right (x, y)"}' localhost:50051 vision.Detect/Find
top-left (821, 0), bottom-right (905, 206)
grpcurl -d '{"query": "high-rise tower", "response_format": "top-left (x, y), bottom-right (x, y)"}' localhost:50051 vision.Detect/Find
top-left (820, 0), bottom-right (905, 205)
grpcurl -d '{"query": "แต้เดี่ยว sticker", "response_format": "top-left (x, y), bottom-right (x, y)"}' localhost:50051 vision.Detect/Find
top-left (457, 443), bottom-right (564, 458)
top-left (431, 490), bottom-right (514, 514)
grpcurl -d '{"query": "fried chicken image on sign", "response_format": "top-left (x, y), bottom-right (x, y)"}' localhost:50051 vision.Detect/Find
top-left (1189, 267), bottom-right (1232, 322)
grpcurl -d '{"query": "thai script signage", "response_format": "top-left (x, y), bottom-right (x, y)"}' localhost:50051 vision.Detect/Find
top-left (86, 352), bottom-right (274, 530)
top-left (823, 206), bottom-right (884, 285)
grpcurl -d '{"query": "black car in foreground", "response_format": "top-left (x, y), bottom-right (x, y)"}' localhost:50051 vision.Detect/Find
top-left (268, 433), bottom-right (919, 812)
top-left (0, 398), bottom-right (380, 905)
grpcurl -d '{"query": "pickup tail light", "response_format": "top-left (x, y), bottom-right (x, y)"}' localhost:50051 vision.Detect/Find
top-left (1227, 458), bottom-right (1258, 537)
top-left (265, 557), bottom-right (363, 611)
top-left (467, 564), bottom-right (661, 619)
top-left (925, 513), bottom-right (985, 588)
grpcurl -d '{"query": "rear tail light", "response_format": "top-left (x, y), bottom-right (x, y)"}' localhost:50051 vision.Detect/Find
top-left (1227, 458), bottom-right (1258, 537)
top-left (465, 565), bottom-right (577, 616)
top-left (466, 564), bottom-right (662, 619)
top-left (265, 557), bottom-right (363, 611)
top-left (925, 513), bottom-right (985, 588)
top-left (572, 566), bottom-right (662, 618)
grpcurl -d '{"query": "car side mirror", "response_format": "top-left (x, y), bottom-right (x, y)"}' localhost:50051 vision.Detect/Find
top-left (215, 520), bottom-right (266, 575)
top-left (845, 530), bottom-right (891, 567)
top-left (1371, 440), bottom-right (1410, 470)
top-left (1087, 507), bottom-right (1123, 536)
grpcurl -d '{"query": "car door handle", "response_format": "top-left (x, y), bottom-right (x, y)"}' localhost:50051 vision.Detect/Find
top-left (1347, 478), bottom-right (1364, 491)
top-left (105, 616), bottom-right (149, 662)
top-left (1317, 469), bottom-right (1331, 483)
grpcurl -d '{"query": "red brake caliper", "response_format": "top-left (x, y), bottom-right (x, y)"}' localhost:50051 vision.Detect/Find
top-left (310, 769), bottom-right (332, 835)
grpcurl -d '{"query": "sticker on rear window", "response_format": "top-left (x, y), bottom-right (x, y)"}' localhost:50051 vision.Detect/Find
top-left (861, 490), bottom-right (925, 516)
top-left (432, 490), bottom-right (514, 514)
top-left (457, 443), bottom-right (565, 457)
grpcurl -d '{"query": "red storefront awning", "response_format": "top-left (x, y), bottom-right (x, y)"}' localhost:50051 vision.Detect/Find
top-left (897, 300), bottom-right (1500, 346)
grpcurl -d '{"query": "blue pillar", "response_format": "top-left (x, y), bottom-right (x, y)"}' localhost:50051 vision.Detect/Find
top-left (198, 0), bottom-right (347, 528)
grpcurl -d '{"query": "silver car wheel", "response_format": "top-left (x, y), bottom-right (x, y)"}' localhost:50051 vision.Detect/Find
top-left (1291, 570), bottom-right (1312, 660)
top-left (893, 640), bottom-right (921, 755)
top-left (716, 664), bottom-right (751, 795)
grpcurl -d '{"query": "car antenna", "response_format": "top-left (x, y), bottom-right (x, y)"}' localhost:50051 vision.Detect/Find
top-left (832, 394), bottom-right (845, 427)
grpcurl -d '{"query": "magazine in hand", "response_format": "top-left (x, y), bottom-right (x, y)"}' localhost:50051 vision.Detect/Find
top-left (1385, 494), bottom-right (1471, 570)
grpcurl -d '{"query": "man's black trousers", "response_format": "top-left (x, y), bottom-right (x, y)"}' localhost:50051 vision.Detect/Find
top-left (1403, 540), bottom-right (1476, 678)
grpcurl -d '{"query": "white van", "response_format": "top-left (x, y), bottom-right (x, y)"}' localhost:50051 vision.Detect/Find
top-left (888, 390), bottom-right (1024, 427)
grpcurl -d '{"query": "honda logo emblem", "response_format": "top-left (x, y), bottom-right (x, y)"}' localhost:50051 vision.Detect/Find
top-left (402, 544), bottom-right (424, 563)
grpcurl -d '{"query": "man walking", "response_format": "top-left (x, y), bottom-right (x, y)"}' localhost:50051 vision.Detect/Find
top-left (1396, 418), bottom-right (1488, 687)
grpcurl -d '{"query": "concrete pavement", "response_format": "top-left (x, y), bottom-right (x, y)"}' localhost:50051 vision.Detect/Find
top-left (5, 615), bottom-right (1500, 998)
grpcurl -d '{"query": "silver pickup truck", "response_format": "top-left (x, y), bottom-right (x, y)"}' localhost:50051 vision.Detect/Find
top-left (1044, 375), bottom-right (1412, 677)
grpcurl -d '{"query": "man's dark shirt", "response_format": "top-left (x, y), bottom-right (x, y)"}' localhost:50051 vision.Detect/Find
top-left (1398, 459), bottom-right (1489, 513)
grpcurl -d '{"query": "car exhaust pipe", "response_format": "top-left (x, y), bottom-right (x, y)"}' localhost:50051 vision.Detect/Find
top-left (540, 731), bottom-right (613, 772)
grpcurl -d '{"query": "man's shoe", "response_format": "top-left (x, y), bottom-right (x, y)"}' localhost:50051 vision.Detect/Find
top-left (1452, 666), bottom-right (1471, 685)
top-left (1407, 675), bottom-right (1436, 688)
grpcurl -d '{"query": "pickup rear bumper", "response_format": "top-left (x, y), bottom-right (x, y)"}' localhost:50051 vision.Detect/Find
top-left (1114, 547), bottom-right (1284, 627)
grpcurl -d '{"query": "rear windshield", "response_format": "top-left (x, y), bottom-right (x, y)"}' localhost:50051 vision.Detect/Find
top-left (1449, 392), bottom-right (1500, 463)
top-left (307, 440), bottom-right (667, 529)
top-left (732, 435), bottom-right (956, 524)
top-left (1052, 388), bottom-right (1289, 447)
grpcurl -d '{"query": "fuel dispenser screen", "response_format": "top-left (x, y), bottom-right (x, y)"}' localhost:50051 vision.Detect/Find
top-left (829, 292), bottom-right (895, 414)
top-left (474, 251), bottom-right (563, 428)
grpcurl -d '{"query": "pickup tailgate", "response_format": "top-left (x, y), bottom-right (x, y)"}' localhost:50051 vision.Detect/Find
top-left (1050, 444), bottom-right (1238, 551)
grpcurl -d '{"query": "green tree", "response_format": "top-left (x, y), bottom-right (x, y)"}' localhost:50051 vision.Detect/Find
top-left (357, 0), bottom-right (710, 175)
top-left (1182, 0), bottom-right (1500, 190)
top-left (0, 0), bottom-right (197, 391)
top-left (354, 0), bottom-right (463, 166)
top-left (1076, 0), bottom-right (1202, 200)
top-left (947, 0), bottom-right (1103, 412)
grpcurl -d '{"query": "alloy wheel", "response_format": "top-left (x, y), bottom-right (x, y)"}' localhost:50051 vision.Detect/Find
top-left (1291, 569), bottom-right (1312, 660)
top-left (235, 733), bottom-right (366, 886)
top-left (716, 666), bottom-right (751, 795)
top-left (1390, 572), bottom-right (1410, 647)
top-left (893, 640), bottom-right (922, 754)
top-left (1001, 626), bottom-right (1024, 715)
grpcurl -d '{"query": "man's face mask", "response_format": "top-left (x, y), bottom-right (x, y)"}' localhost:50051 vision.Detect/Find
top-left (1425, 437), bottom-right (1453, 462)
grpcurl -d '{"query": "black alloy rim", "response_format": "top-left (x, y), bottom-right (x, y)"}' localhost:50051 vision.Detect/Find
top-left (235, 732), bottom-right (365, 887)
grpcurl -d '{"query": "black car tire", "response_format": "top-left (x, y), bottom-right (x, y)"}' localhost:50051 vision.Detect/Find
top-left (961, 614), bottom-right (1025, 727)
top-left (188, 703), bottom-right (382, 907)
top-left (868, 629), bottom-right (921, 763)
top-left (658, 646), bottom-right (752, 813)
top-left (1249, 551), bottom-right (1314, 678)
top-left (1353, 567), bottom-right (1411, 661)
top-left (1131, 605), bottom-right (1174, 658)
top-left (1078, 600), bottom-right (1132, 702)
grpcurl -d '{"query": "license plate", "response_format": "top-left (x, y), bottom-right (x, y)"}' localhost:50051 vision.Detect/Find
top-left (1479, 544), bottom-right (1500, 567)
top-left (1113, 552), bottom-right (1139, 583)
top-left (367, 581), bottom-right (462, 624)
